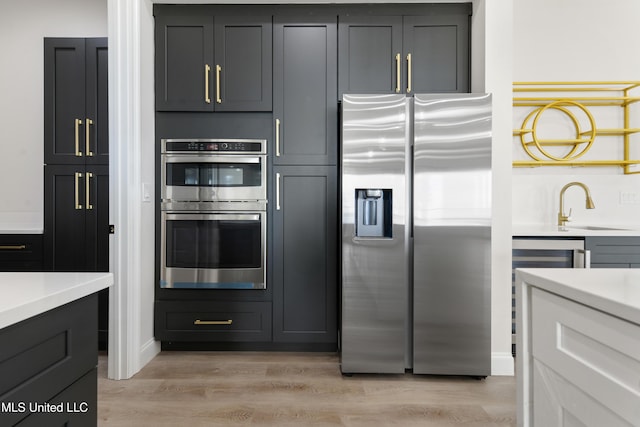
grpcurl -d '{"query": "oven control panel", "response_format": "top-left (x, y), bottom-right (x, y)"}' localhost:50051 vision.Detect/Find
top-left (163, 139), bottom-right (266, 154)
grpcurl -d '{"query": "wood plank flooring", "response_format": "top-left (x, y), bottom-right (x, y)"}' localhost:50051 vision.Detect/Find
top-left (98, 352), bottom-right (516, 426)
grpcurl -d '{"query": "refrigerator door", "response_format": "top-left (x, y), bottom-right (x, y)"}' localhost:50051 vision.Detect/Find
top-left (413, 93), bottom-right (492, 376)
top-left (341, 94), bottom-right (409, 374)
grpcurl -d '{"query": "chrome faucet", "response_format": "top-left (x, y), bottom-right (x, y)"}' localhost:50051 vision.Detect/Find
top-left (558, 182), bottom-right (595, 229)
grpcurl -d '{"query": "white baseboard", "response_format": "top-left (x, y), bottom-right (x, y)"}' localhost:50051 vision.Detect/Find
top-left (140, 338), bottom-right (161, 370)
top-left (491, 351), bottom-right (515, 376)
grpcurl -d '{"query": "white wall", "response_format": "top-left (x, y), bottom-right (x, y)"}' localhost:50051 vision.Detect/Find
top-left (0, 0), bottom-right (107, 231)
top-left (512, 0), bottom-right (640, 228)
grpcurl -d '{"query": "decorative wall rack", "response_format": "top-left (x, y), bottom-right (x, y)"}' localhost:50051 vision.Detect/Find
top-left (513, 81), bottom-right (640, 174)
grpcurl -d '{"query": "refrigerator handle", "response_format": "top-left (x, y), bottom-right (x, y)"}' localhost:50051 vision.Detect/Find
top-left (409, 144), bottom-right (414, 238)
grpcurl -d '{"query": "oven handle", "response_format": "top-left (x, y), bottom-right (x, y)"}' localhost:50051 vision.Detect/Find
top-left (163, 212), bottom-right (261, 222)
top-left (162, 155), bottom-right (262, 164)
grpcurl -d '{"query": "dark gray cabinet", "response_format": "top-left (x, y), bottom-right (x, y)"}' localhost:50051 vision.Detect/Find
top-left (44, 38), bottom-right (110, 350)
top-left (338, 16), bottom-right (402, 95)
top-left (0, 235), bottom-right (43, 271)
top-left (272, 166), bottom-right (338, 347)
top-left (44, 165), bottom-right (110, 273)
top-left (585, 236), bottom-right (640, 268)
top-left (273, 15), bottom-right (338, 166)
top-left (44, 38), bottom-right (108, 166)
top-left (155, 14), bottom-right (272, 112)
top-left (155, 300), bottom-right (272, 342)
top-left (0, 294), bottom-right (98, 427)
top-left (338, 12), bottom-right (470, 96)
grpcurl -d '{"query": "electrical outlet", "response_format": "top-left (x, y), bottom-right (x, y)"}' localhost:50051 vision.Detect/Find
top-left (619, 191), bottom-right (640, 205)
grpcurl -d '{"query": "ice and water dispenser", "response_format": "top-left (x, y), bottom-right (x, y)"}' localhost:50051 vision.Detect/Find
top-left (355, 189), bottom-right (392, 238)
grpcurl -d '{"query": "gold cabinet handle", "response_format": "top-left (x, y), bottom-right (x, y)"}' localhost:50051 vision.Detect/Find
top-left (215, 64), bottom-right (222, 104)
top-left (406, 53), bottom-right (412, 93)
top-left (194, 319), bottom-right (233, 325)
top-left (85, 118), bottom-right (94, 157)
top-left (395, 53), bottom-right (401, 93)
top-left (0, 245), bottom-right (26, 250)
top-left (205, 64), bottom-right (211, 104)
top-left (275, 118), bottom-right (281, 157)
top-left (75, 119), bottom-right (83, 156)
top-left (276, 172), bottom-right (281, 211)
top-left (86, 172), bottom-right (94, 210)
top-left (75, 172), bottom-right (83, 210)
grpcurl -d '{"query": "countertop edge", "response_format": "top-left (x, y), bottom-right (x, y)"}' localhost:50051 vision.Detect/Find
top-left (0, 272), bottom-right (113, 330)
top-left (512, 224), bottom-right (640, 237)
top-left (515, 268), bottom-right (640, 326)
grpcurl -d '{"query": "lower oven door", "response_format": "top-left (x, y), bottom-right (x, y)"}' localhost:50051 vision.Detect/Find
top-left (161, 211), bottom-right (266, 289)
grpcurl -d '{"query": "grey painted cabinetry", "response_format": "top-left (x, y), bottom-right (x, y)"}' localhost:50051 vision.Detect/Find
top-left (272, 166), bottom-right (338, 346)
top-left (43, 38), bottom-right (110, 350)
top-left (273, 15), bottom-right (338, 166)
top-left (272, 15), bottom-right (338, 348)
top-left (0, 295), bottom-right (98, 426)
top-left (155, 14), bottom-right (272, 112)
top-left (153, 4), bottom-right (469, 350)
top-left (44, 38), bottom-right (109, 166)
top-left (0, 235), bottom-right (43, 271)
top-left (338, 8), bottom-right (470, 97)
top-left (585, 236), bottom-right (640, 268)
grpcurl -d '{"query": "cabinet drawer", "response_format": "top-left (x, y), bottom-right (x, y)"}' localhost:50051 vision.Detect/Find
top-left (0, 234), bottom-right (43, 271)
top-left (585, 236), bottom-right (640, 265)
top-left (16, 368), bottom-right (97, 427)
top-left (155, 300), bottom-right (272, 342)
top-left (0, 294), bottom-right (97, 426)
top-left (531, 288), bottom-right (640, 425)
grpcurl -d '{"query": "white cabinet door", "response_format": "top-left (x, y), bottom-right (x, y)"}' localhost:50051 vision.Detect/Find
top-left (531, 288), bottom-right (640, 426)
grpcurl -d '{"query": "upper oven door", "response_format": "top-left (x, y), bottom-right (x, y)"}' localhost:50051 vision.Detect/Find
top-left (162, 154), bottom-right (266, 202)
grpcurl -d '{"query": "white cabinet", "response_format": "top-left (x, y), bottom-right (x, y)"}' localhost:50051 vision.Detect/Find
top-left (530, 289), bottom-right (640, 426)
top-left (516, 269), bottom-right (640, 427)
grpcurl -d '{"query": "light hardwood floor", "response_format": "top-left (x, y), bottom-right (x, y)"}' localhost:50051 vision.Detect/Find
top-left (98, 352), bottom-right (516, 426)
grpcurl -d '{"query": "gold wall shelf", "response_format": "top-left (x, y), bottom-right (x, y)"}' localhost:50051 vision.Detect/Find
top-left (513, 81), bottom-right (640, 174)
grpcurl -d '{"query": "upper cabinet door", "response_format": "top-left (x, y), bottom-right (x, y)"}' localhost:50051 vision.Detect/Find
top-left (44, 38), bottom-right (108, 166)
top-left (338, 16), bottom-right (403, 97)
top-left (85, 39), bottom-right (109, 165)
top-left (403, 15), bottom-right (470, 94)
top-left (44, 39), bottom-right (87, 165)
top-left (155, 15), bottom-right (215, 111)
top-left (155, 14), bottom-right (272, 112)
top-left (273, 16), bottom-right (338, 166)
top-left (214, 16), bottom-right (272, 111)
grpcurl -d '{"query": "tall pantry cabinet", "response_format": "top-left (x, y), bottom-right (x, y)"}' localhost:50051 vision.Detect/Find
top-left (43, 38), bottom-right (110, 347)
top-left (271, 15), bottom-right (338, 346)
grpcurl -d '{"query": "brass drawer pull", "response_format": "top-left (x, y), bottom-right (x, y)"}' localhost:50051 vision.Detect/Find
top-left (75, 172), bottom-right (83, 210)
top-left (75, 119), bottom-right (83, 156)
top-left (205, 64), bottom-right (211, 104)
top-left (194, 319), bottom-right (233, 325)
top-left (85, 118), bottom-right (94, 156)
top-left (0, 245), bottom-right (27, 250)
top-left (215, 64), bottom-right (222, 104)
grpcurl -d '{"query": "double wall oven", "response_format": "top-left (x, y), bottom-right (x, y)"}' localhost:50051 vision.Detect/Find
top-left (160, 138), bottom-right (267, 289)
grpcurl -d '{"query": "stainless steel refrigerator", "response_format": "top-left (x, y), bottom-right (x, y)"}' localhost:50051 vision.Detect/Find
top-left (341, 93), bottom-right (492, 376)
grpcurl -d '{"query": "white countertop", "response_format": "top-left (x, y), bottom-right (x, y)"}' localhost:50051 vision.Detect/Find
top-left (0, 272), bottom-right (113, 329)
top-left (513, 223), bottom-right (640, 237)
top-left (0, 228), bottom-right (43, 234)
top-left (516, 268), bottom-right (640, 325)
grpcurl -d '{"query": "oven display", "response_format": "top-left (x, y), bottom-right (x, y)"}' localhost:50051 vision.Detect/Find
top-left (165, 141), bottom-right (263, 153)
